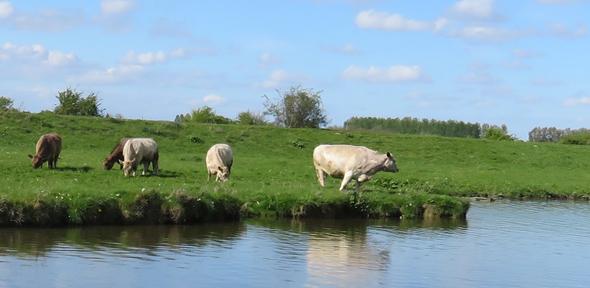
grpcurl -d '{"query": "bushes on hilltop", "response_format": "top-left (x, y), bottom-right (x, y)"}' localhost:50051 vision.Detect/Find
top-left (263, 86), bottom-right (328, 128)
top-left (237, 111), bottom-right (267, 125)
top-left (175, 106), bottom-right (233, 124)
top-left (54, 88), bottom-right (104, 117)
top-left (0, 96), bottom-right (15, 112)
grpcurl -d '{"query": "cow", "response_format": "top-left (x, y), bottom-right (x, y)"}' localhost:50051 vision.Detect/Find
top-left (313, 144), bottom-right (399, 192)
top-left (206, 144), bottom-right (233, 182)
top-left (28, 133), bottom-right (62, 169)
top-left (103, 138), bottom-right (130, 170)
top-left (122, 138), bottom-right (159, 177)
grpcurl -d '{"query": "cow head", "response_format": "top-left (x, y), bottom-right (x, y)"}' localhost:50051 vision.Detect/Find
top-left (123, 159), bottom-right (135, 176)
top-left (216, 166), bottom-right (230, 182)
top-left (28, 154), bottom-right (43, 169)
top-left (103, 157), bottom-right (115, 170)
top-left (384, 152), bottom-right (399, 173)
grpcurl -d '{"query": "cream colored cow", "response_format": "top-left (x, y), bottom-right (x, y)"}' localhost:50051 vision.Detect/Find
top-left (206, 144), bottom-right (233, 182)
top-left (122, 138), bottom-right (159, 177)
top-left (313, 144), bottom-right (398, 191)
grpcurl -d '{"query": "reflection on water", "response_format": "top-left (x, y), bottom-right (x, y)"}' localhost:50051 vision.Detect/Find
top-left (1, 201), bottom-right (590, 288)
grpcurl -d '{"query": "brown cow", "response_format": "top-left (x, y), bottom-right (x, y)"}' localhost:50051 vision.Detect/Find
top-left (103, 138), bottom-right (130, 170)
top-left (28, 133), bottom-right (62, 169)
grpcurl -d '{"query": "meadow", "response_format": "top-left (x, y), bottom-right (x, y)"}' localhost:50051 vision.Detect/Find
top-left (2, 111), bottom-right (590, 225)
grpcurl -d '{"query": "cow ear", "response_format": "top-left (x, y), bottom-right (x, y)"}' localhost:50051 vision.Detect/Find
top-left (386, 152), bottom-right (393, 159)
top-left (28, 154), bottom-right (34, 159)
top-left (218, 166), bottom-right (223, 172)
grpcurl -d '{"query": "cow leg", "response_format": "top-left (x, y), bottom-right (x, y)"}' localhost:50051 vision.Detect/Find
top-left (48, 160), bottom-right (53, 169)
top-left (339, 171), bottom-right (354, 192)
top-left (152, 160), bottom-right (159, 175)
top-left (316, 168), bottom-right (326, 187)
top-left (142, 161), bottom-right (149, 176)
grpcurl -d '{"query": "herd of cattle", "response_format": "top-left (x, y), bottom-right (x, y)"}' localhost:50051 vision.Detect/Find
top-left (28, 133), bottom-right (399, 191)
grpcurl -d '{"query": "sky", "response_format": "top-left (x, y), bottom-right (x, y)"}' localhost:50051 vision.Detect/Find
top-left (0, 0), bottom-right (589, 139)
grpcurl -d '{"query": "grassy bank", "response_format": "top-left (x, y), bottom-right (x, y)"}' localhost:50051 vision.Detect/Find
top-left (4, 110), bottom-right (587, 225)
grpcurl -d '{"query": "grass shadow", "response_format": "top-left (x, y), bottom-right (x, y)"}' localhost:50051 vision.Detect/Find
top-left (55, 166), bottom-right (93, 173)
top-left (156, 170), bottom-right (182, 178)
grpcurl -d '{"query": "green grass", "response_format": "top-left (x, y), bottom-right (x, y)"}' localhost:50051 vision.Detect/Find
top-left (8, 110), bottom-right (588, 225)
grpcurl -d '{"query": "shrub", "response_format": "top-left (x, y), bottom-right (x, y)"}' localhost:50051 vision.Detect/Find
top-left (54, 88), bottom-right (104, 117)
top-left (560, 132), bottom-right (590, 145)
top-left (237, 111), bottom-right (267, 125)
top-left (176, 106), bottom-right (233, 124)
top-left (0, 96), bottom-right (15, 111)
top-left (263, 86), bottom-right (328, 128)
top-left (484, 127), bottom-right (515, 141)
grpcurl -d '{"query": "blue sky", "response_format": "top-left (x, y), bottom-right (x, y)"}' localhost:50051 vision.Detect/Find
top-left (0, 0), bottom-right (589, 139)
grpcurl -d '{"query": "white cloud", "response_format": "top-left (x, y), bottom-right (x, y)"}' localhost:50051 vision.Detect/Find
top-left (74, 64), bottom-right (144, 84)
top-left (537, 0), bottom-right (577, 4)
top-left (548, 23), bottom-right (588, 38)
top-left (0, 42), bottom-right (77, 67)
top-left (44, 51), bottom-right (77, 66)
top-left (451, 0), bottom-right (495, 20)
top-left (259, 69), bottom-right (290, 89)
top-left (356, 10), bottom-right (447, 32)
top-left (342, 65), bottom-right (428, 83)
top-left (101, 0), bottom-right (134, 15)
top-left (564, 96), bottom-right (590, 107)
top-left (202, 94), bottom-right (225, 105)
top-left (323, 43), bottom-right (361, 54)
top-left (0, 1), bottom-right (13, 18)
top-left (450, 25), bottom-right (527, 41)
top-left (258, 52), bottom-right (279, 68)
top-left (122, 48), bottom-right (188, 65)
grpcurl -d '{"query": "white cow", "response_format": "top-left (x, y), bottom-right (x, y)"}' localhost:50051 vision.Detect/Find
top-left (122, 138), bottom-right (159, 177)
top-left (313, 144), bottom-right (398, 192)
top-left (206, 144), bottom-right (233, 182)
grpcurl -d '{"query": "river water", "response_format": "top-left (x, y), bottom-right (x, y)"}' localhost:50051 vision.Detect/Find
top-left (1, 201), bottom-right (589, 288)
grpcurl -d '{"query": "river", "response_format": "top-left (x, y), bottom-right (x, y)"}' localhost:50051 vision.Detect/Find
top-left (1, 201), bottom-right (589, 288)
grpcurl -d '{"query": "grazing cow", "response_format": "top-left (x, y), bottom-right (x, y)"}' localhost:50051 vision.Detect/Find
top-left (103, 138), bottom-right (130, 170)
top-left (122, 138), bottom-right (159, 177)
top-left (28, 133), bottom-right (62, 169)
top-left (206, 144), bottom-right (233, 182)
top-left (313, 144), bottom-right (399, 192)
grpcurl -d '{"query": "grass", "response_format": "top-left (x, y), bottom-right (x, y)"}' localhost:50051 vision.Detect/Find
top-left (6, 110), bottom-right (588, 225)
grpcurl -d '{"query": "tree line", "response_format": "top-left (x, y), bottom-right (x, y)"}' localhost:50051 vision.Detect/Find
top-left (343, 116), bottom-right (512, 139)
top-left (529, 127), bottom-right (590, 144)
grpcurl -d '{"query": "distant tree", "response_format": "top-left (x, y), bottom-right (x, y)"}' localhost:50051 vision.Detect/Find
top-left (54, 88), bottom-right (104, 117)
top-left (177, 106), bottom-right (233, 124)
top-left (344, 116), bottom-right (483, 138)
top-left (0, 96), bottom-right (15, 111)
top-left (263, 86), bottom-right (328, 128)
top-left (237, 111), bottom-right (267, 125)
top-left (484, 127), bottom-right (515, 141)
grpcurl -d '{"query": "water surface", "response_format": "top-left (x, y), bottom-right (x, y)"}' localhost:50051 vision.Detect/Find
top-left (1, 201), bottom-right (589, 288)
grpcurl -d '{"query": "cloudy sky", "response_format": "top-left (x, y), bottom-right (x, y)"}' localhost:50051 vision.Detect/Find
top-left (0, 0), bottom-right (589, 139)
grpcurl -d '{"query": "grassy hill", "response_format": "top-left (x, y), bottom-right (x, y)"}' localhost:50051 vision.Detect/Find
top-left (2, 111), bottom-right (589, 225)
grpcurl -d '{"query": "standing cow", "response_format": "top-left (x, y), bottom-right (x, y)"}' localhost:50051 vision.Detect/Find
top-left (103, 138), bottom-right (130, 170)
top-left (28, 133), bottom-right (62, 169)
top-left (313, 144), bottom-right (399, 192)
top-left (122, 138), bottom-right (159, 177)
top-left (206, 144), bottom-right (233, 182)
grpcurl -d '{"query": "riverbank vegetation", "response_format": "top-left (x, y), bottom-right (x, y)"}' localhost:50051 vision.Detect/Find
top-left (2, 110), bottom-right (590, 225)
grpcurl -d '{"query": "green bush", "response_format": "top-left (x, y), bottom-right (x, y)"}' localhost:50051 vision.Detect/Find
top-left (560, 132), bottom-right (590, 145)
top-left (484, 127), bottom-right (514, 141)
top-left (237, 111), bottom-right (267, 125)
top-left (54, 88), bottom-right (104, 117)
top-left (0, 96), bottom-right (15, 111)
top-left (175, 106), bottom-right (233, 124)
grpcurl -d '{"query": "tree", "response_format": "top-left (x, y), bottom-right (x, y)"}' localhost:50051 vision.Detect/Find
top-left (237, 111), bottom-right (267, 125)
top-left (176, 106), bottom-right (233, 124)
top-left (54, 88), bottom-right (104, 116)
top-left (263, 86), bottom-right (328, 128)
top-left (0, 96), bottom-right (15, 111)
